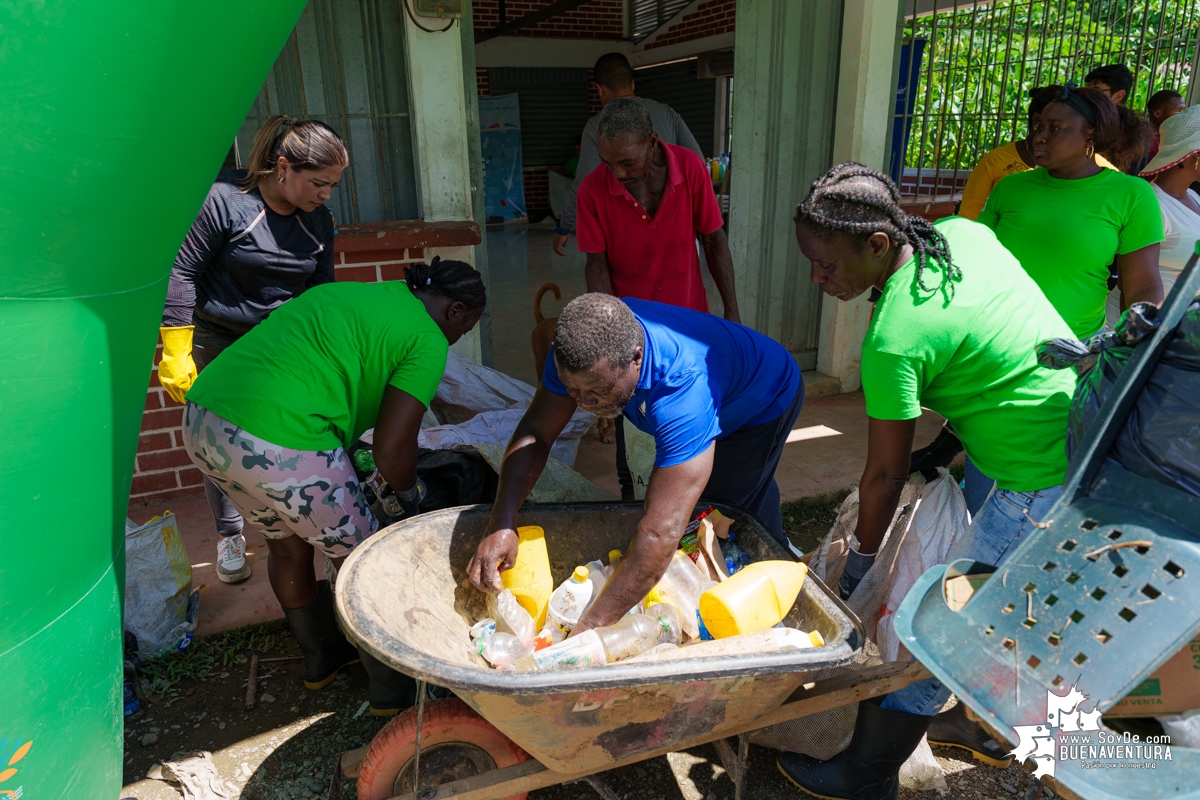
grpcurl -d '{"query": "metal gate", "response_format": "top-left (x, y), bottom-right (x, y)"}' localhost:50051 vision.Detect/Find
top-left (892, 0), bottom-right (1200, 198)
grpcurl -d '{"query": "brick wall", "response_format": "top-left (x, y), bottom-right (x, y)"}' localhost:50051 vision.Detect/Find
top-left (643, 0), bottom-right (736, 49)
top-left (130, 244), bottom-right (427, 508)
top-left (477, 68), bottom-right (490, 96)
top-left (586, 68), bottom-right (601, 116)
top-left (523, 167), bottom-right (551, 218)
top-left (473, 0), bottom-right (624, 38)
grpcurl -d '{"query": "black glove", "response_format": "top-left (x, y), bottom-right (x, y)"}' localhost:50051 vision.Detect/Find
top-left (392, 477), bottom-right (427, 519)
top-left (908, 426), bottom-right (963, 480)
top-left (838, 546), bottom-right (876, 600)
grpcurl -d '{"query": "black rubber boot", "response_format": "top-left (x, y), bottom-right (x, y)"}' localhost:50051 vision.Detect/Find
top-left (928, 701), bottom-right (1013, 769)
top-left (358, 645), bottom-right (418, 716)
top-left (281, 580), bottom-right (359, 691)
top-left (776, 699), bottom-right (933, 800)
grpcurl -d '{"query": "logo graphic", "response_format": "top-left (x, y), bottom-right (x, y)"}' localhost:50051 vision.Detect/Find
top-left (1010, 683), bottom-right (1101, 778)
top-left (0, 737), bottom-right (33, 799)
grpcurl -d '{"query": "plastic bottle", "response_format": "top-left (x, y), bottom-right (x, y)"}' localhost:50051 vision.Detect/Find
top-left (720, 532), bottom-right (749, 574)
top-left (644, 602), bottom-right (685, 643)
top-left (699, 560), bottom-right (809, 639)
top-left (475, 630), bottom-right (529, 670)
top-left (486, 590), bottom-right (535, 652)
top-left (546, 566), bottom-right (595, 635)
top-left (500, 525), bottom-right (554, 628)
top-left (515, 628), bottom-right (608, 671)
top-left (584, 559), bottom-right (607, 605)
top-left (638, 626), bottom-right (824, 663)
top-left (606, 549), bottom-right (623, 576)
top-left (646, 550), bottom-right (717, 638)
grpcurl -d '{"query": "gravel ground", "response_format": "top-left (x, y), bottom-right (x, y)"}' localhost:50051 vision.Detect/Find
top-left (119, 624), bottom-right (1047, 800)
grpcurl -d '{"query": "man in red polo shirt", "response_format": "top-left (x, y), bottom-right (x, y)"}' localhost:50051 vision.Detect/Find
top-left (576, 98), bottom-right (740, 322)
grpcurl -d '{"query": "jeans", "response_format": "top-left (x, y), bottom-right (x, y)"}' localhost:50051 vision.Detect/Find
top-left (192, 326), bottom-right (245, 538)
top-left (880, 481), bottom-right (1064, 715)
top-left (962, 457), bottom-right (993, 518)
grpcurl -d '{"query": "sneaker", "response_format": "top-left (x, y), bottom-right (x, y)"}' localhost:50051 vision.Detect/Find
top-left (216, 533), bottom-right (252, 584)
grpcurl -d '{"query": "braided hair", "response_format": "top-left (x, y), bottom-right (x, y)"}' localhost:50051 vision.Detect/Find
top-left (794, 162), bottom-right (961, 302)
top-left (403, 256), bottom-right (487, 309)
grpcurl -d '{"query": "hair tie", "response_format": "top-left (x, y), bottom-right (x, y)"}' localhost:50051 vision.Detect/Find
top-left (1055, 83), bottom-right (1097, 125)
top-left (426, 277), bottom-right (432, 285)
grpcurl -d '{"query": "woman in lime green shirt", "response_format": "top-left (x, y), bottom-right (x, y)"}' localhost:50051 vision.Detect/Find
top-left (183, 258), bottom-right (485, 714)
top-left (979, 86), bottom-right (1163, 337)
top-left (779, 163), bottom-right (1078, 800)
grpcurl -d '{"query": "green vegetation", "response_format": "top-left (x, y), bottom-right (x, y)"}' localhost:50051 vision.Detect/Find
top-left (137, 625), bottom-right (286, 705)
top-left (902, 0), bottom-right (1198, 172)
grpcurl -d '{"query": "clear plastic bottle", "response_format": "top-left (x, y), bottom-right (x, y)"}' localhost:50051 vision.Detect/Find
top-left (546, 566), bottom-right (594, 635)
top-left (486, 589), bottom-right (535, 651)
top-left (647, 551), bottom-right (716, 638)
top-left (594, 615), bottom-right (669, 662)
top-left (475, 630), bottom-right (528, 670)
top-left (644, 602), bottom-right (685, 644)
top-left (515, 629), bottom-right (607, 671)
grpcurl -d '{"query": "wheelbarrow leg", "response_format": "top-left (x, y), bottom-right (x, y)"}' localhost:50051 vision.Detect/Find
top-left (573, 774), bottom-right (622, 799)
top-left (712, 731), bottom-right (750, 800)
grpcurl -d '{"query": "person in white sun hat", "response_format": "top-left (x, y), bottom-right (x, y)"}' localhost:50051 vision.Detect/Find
top-left (1139, 104), bottom-right (1200, 297)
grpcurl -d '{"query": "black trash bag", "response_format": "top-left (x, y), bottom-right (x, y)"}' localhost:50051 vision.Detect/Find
top-left (1037, 303), bottom-right (1161, 457)
top-left (416, 446), bottom-right (498, 512)
top-left (1110, 301), bottom-right (1200, 498)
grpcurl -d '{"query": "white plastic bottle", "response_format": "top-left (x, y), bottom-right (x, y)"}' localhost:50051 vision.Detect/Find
top-left (546, 566), bottom-right (595, 636)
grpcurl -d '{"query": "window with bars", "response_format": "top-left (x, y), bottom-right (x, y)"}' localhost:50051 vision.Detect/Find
top-left (630, 0), bottom-right (694, 42)
top-left (892, 0), bottom-right (1200, 198)
top-left (234, 0), bottom-right (419, 224)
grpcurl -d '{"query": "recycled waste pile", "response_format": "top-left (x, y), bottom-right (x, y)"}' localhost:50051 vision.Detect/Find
top-left (470, 508), bottom-right (824, 671)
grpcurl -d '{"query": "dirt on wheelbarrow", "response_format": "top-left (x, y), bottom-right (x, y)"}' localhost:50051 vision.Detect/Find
top-left (121, 620), bottom-right (1045, 800)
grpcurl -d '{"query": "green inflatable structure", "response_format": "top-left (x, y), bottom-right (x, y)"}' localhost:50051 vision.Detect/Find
top-left (0, 2), bottom-right (305, 795)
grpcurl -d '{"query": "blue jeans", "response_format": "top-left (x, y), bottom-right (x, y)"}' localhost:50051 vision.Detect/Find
top-left (880, 482), bottom-right (1064, 715)
top-left (962, 457), bottom-right (993, 518)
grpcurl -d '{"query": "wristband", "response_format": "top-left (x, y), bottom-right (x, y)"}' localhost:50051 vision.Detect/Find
top-left (554, 225), bottom-right (572, 236)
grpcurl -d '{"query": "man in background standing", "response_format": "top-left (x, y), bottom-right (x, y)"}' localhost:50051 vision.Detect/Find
top-left (553, 52), bottom-right (704, 257)
top-left (1085, 64), bottom-right (1134, 105)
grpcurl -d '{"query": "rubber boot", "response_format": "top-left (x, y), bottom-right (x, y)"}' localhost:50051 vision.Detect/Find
top-left (776, 699), bottom-right (933, 800)
top-left (358, 645), bottom-right (418, 716)
top-left (928, 701), bottom-right (1013, 768)
top-left (281, 580), bottom-right (359, 691)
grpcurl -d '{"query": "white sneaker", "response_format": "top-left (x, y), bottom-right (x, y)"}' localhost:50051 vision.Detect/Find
top-left (216, 533), bottom-right (251, 584)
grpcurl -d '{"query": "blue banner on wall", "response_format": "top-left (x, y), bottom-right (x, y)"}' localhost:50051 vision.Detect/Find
top-left (479, 92), bottom-right (527, 223)
top-left (889, 39), bottom-right (926, 184)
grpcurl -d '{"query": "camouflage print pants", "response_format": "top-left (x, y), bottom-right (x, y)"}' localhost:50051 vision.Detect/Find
top-left (182, 402), bottom-right (376, 558)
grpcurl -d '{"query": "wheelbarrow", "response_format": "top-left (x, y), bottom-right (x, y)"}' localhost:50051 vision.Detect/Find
top-left (331, 501), bottom-right (930, 800)
top-left (894, 250), bottom-right (1200, 800)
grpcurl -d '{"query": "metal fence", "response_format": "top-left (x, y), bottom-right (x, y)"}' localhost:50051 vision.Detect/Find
top-left (892, 0), bottom-right (1200, 198)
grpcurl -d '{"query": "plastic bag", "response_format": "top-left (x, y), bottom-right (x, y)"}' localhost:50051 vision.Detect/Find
top-left (431, 353), bottom-right (536, 425)
top-left (124, 513), bottom-right (199, 657)
top-left (1158, 710), bottom-right (1200, 749)
top-left (876, 470), bottom-right (969, 661)
top-left (418, 408), bottom-right (593, 468)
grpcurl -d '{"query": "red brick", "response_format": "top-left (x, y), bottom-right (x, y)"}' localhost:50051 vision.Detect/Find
top-left (138, 431), bottom-right (173, 453)
top-left (137, 449), bottom-right (194, 473)
top-left (163, 391), bottom-right (184, 408)
top-left (131, 471), bottom-right (179, 496)
top-left (380, 263), bottom-right (418, 282)
top-left (149, 369), bottom-right (162, 389)
top-left (144, 391), bottom-right (162, 411)
top-left (342, 248), bottom-right (412, 265)
top-left (177, 467), bottom-right (205, 487)
top-left (141, 407), bottom-right (186, 432)
top-left (334, 265), bottom-right (378, 283)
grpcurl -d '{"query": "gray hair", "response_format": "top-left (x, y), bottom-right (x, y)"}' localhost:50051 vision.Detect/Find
top-left (596, 98), bottom-right (653, 143)
top-left (553, 293), bottom-right (642, 372)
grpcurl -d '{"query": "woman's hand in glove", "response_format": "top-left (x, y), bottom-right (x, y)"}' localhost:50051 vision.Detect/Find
top-left (158, 326), bottom-right (198, 404)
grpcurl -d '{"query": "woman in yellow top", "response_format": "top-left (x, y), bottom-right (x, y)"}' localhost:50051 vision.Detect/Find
top-left (959, 86), bottom-right (1116, 220)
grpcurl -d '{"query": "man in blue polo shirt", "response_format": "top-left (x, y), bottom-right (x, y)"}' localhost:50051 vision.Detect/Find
top-left (468, 294), bottom-right (803, 635)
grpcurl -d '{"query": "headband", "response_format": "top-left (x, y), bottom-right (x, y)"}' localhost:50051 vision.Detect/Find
top-left (1055, 84), bottom-right (1097, 126)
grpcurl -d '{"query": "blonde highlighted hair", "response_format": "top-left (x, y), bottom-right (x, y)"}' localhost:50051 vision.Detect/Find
top-left (239, 115), bottom-right (348, 191)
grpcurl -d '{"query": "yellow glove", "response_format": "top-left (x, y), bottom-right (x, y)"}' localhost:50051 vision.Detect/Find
top-left (158, 326), bottom-right (198, 404)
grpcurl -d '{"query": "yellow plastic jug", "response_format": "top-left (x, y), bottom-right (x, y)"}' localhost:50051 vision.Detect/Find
top-left (500, 525), bottom-right (553, 628)
top-left (698, 560), bottom-right (808, 639)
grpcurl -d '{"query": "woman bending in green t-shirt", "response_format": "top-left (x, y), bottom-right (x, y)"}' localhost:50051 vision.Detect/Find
top-left (182, 258), bottom-right (485, 715)
top-left (979, 86), bottom-right (1163, 338)
top-left (778, 164), bottom-right (1079, 800)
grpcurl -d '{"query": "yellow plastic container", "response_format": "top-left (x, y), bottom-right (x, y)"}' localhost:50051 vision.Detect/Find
top-left (699, 560), bottom-right (808, 639)
top-left (500, 525), bottom-right (554, 628)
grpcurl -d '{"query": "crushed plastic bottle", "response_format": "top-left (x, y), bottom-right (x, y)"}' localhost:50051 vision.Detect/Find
top-left (646, 550), bottom-right (716, 639)
top-left (487, 590), bottom-right (536, 651)
top-left (516, 629), bottom-right (607, 671)
top-left (638, 626), bottom-right (825, 663)
top-left (546, 566), bottom-right (594, 636)
top-left (720, 532), bottom-right (749, 574)
top-left (474, 631), bottom-right (529, 670)
top-left (518, 606), bottom-right (686, 671)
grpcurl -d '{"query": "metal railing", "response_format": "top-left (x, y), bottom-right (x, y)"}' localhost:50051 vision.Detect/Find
top-left (892, 0), bottom-right (1200, 199)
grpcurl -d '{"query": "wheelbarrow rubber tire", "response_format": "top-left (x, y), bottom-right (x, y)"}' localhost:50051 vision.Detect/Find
top-left (356, 697), bottom-right (531, 800)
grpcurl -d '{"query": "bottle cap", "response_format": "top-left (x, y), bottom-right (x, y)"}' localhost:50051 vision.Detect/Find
top-left (572, 566), bottom-right (589, 582)
top-left (608, 549), bottom-right (622, 563)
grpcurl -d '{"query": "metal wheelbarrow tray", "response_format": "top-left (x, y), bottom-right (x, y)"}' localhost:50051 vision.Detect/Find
top-left (336, 501), bottom-right (864, 775)
top-left (894, 253), bottom-right (1200, 800)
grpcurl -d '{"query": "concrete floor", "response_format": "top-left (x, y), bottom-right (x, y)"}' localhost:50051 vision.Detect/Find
top-left (132, 224), bottom-right (947, 636)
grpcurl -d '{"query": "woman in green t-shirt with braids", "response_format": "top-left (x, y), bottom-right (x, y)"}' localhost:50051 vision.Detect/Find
top-left (979, 85), bottom-right (1163, 337)
top-left (183, 257), bottom-right (485, 716)
top-left (778, 163), bottom-right (1078, 800)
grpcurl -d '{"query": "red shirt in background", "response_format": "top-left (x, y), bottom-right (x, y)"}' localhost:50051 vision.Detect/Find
top-left (576, 142), bottom-right (724, 312)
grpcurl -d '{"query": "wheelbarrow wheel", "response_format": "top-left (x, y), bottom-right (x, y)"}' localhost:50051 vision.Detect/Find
top-left (356, 697), bottom-right (531, 800)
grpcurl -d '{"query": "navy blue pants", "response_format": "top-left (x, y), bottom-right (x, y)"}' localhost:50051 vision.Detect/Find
top-left (702, 382), bottom-right (805, 546)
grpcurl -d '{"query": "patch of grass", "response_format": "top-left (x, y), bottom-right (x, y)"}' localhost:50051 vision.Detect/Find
top-left (138, 625), bottom-right (287, 704)
top-left (782, 490), bottom-right (853, 555)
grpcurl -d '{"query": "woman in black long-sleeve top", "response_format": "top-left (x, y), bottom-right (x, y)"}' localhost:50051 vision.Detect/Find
top-left (158, 115), bottom-right (346, 584)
